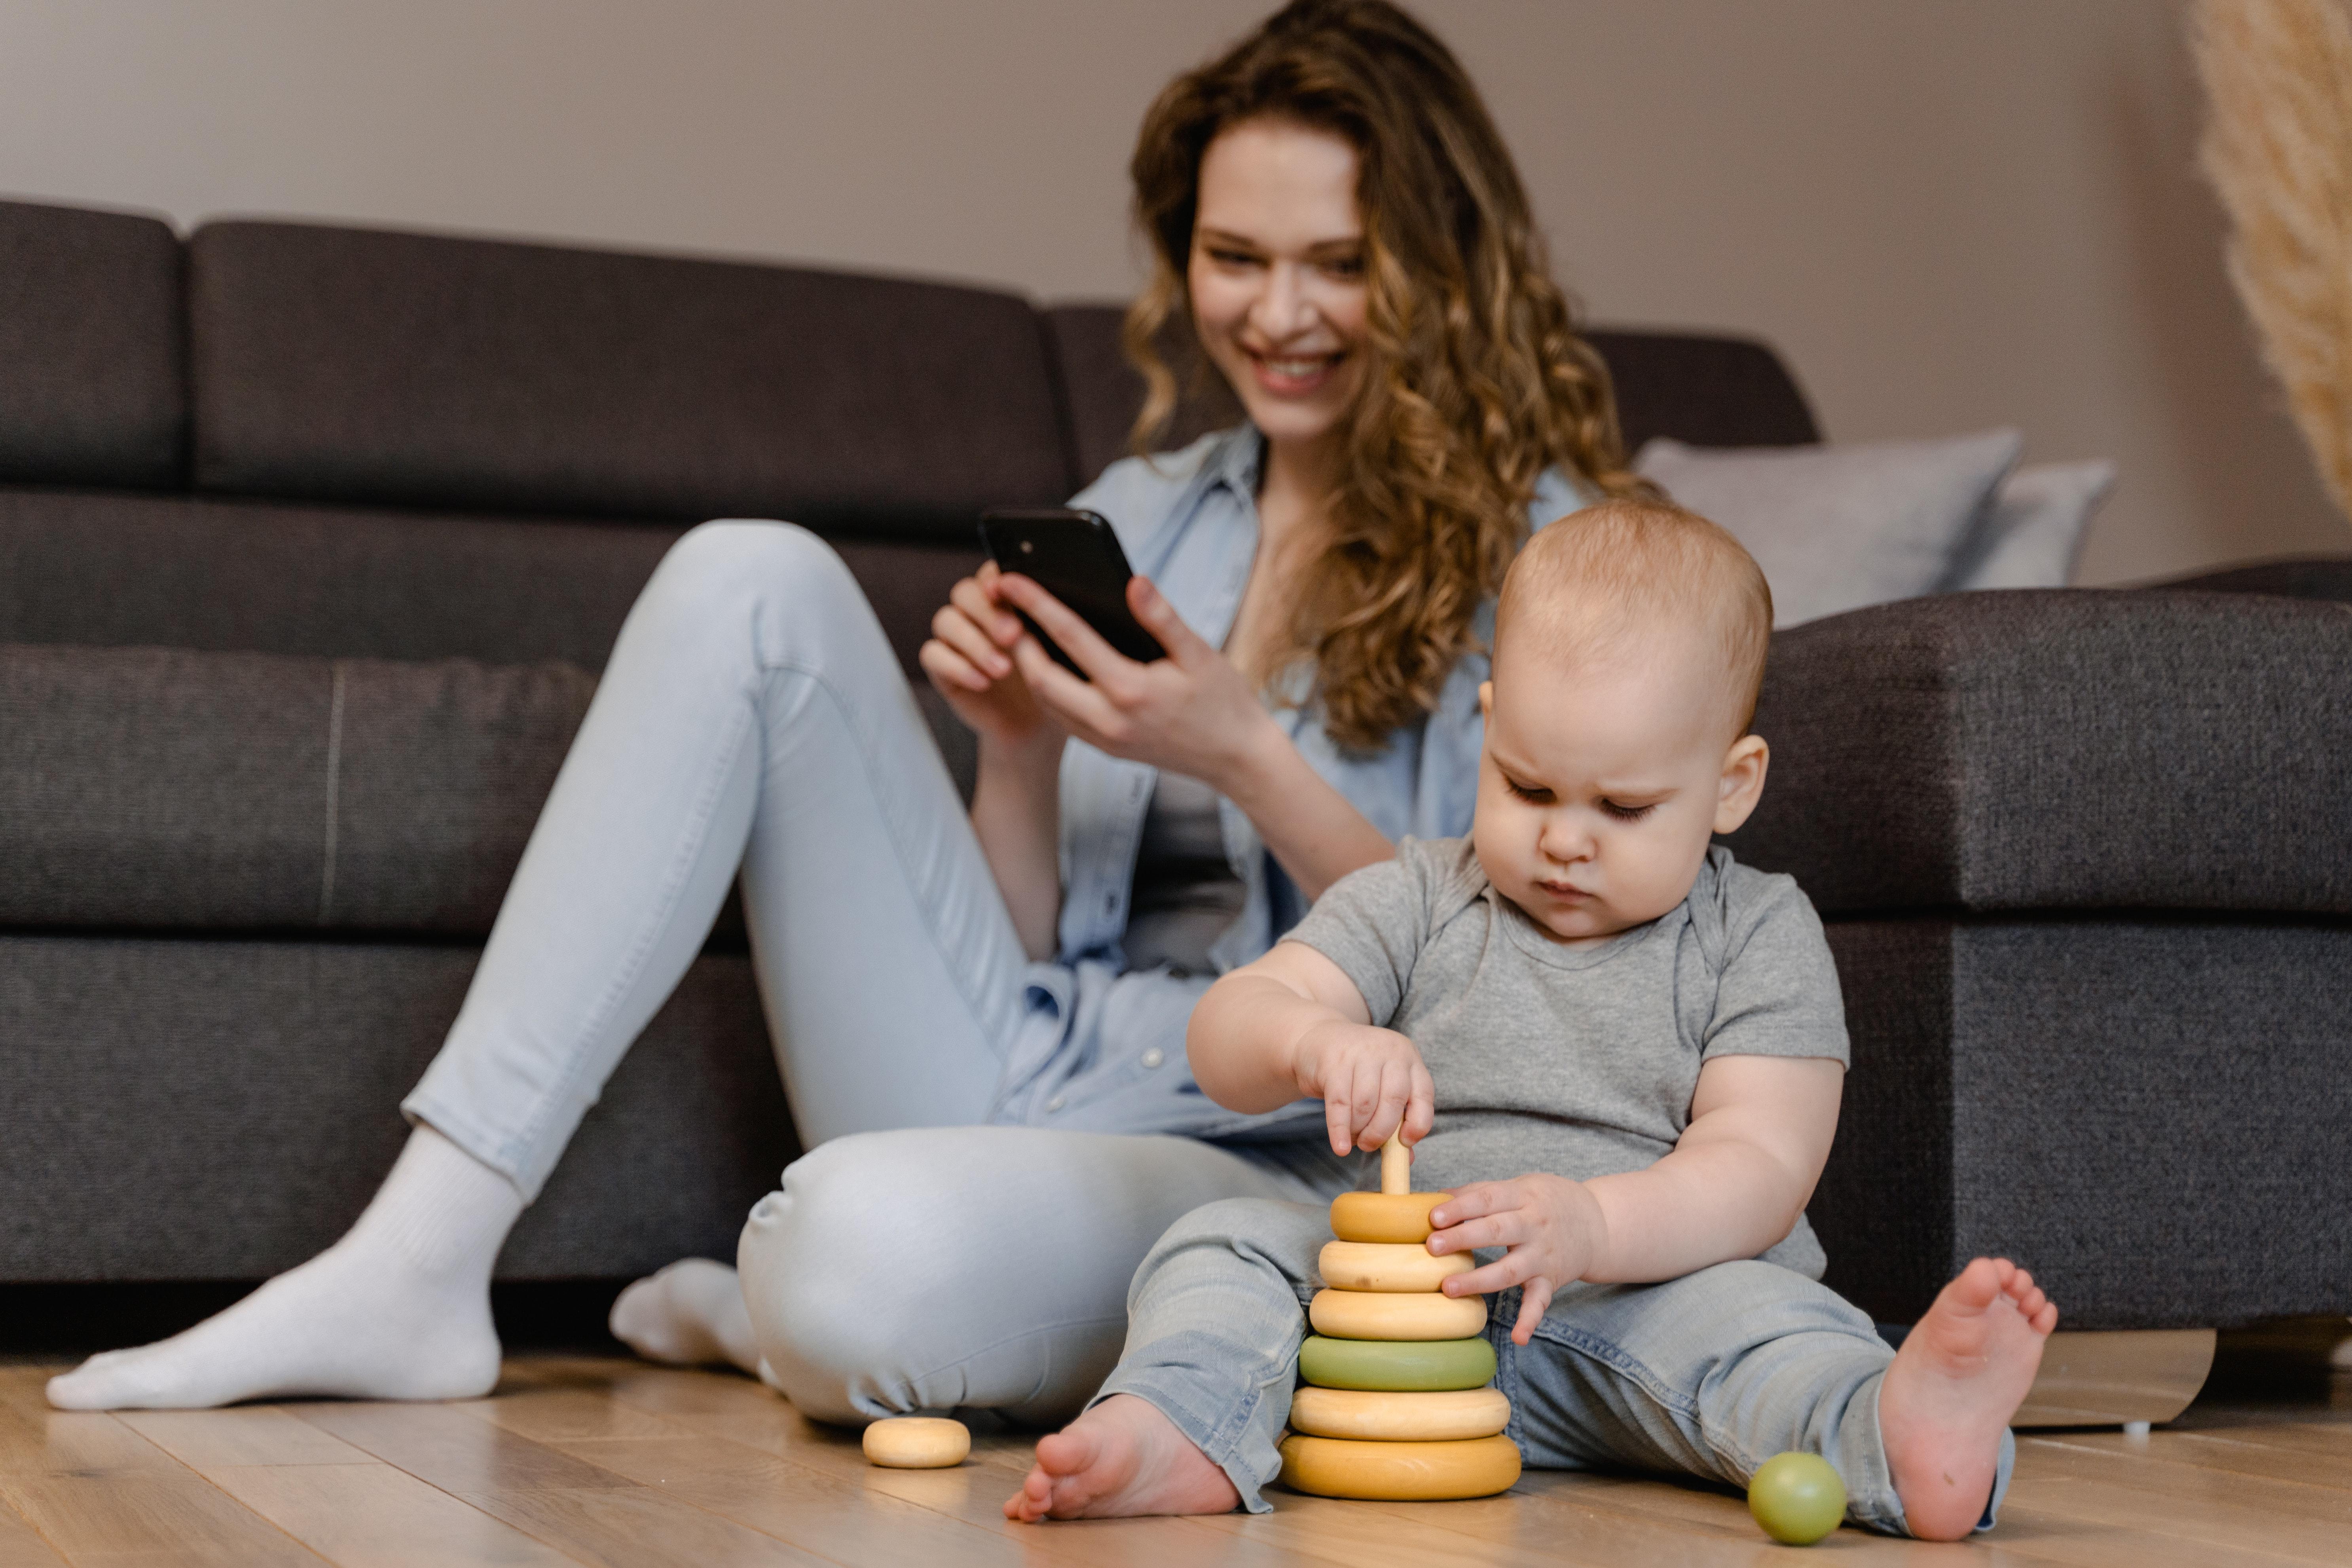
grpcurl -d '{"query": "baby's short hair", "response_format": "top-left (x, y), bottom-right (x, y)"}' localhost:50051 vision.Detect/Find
top-left (1495, 497), bottom-right (1773, 737)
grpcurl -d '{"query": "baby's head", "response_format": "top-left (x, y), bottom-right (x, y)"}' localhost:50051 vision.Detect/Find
top-left (1474, 497), bottom-right (1773, 944)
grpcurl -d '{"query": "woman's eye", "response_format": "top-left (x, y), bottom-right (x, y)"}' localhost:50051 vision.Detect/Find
top-left (1206, 248), bottom-right (1261, 268)
top-left (1319, 256), bottom-right (1365, 279)
top-left (1599, 800), bottom-right (1656, 823)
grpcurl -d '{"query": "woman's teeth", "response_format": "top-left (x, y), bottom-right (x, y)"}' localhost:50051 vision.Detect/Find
top-left (1265, 356), bottom-right (1329, 377)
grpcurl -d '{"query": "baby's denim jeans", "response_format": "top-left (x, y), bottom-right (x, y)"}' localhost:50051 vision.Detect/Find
top-left (1096, 1197), bottom-right (2014, 1536)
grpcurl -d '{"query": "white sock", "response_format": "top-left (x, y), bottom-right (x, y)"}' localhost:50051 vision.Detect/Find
top-left (608, 1257), bottom-right (761, 1375)
top-left (47, 1125), bottom-right (523, 1410)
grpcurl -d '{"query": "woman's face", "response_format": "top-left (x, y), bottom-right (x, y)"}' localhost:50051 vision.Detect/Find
top-left (1187, 118), bottom-right (1369, 458)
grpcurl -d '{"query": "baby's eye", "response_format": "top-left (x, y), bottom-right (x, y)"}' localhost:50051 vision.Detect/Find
top-left (1504, 776), bottom-right (1551, 804)
top-left (1599, 800), bottom-right (1656, 823)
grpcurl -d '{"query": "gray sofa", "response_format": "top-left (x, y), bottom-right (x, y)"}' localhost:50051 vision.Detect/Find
top-left (1, 195), bottom-right (2344, 1341)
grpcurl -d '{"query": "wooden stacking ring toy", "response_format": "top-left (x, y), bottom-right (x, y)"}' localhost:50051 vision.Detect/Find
top-left (1298, 1333), bottom-right (1496, 1392)
top-left (1318, 1240), bottom-right (1473, 1293)
top-left (1309, 1286), bottom-right (1487, 1341)
top-left (861, 1416), bottom-right (970, 1469)
top-left (1288, 1386), bottom-right (1512, 1443)
top-left (1328, 1190), bottom-right (1450, 1244)
top-left (1278, 1433), bottom-right (1521, 1501)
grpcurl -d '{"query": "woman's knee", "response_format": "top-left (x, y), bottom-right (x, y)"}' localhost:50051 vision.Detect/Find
top-left (736, 1133), bottom-right (1007, 1423)
top-left (639, 519), bottom-right (868, 637)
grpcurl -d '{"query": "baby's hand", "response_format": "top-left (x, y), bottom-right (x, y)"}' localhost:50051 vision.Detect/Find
top-left (1290, 1019), bottom-right (1434, 1160)
top-left (1426, 1174), bottom-right (1605, 1344)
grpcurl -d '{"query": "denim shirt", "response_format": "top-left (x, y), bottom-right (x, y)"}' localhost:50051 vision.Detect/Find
top-left (986, 426), bottom-right (1589, 1142)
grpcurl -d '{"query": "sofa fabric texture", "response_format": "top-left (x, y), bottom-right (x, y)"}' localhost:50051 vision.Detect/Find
top-left (1816, 917), bottom-right (2352, 1330)
top-left (1726, 588), bottom-right (2352, 917)
top-left (0, 200), bottom-right (186, 488)
top-left (189, 222), bottom-right (1071, 536)
top-left (0, 937), bottom-right (792, 1280)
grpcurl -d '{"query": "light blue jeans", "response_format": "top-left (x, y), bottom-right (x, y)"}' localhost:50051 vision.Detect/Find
top-left (402, 521), bottom-right (1351, 1423)
top-left (1099, 1198), bottom-right (2014, 1537)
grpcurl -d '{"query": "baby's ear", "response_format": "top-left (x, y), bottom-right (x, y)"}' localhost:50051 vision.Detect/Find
top-left (1478, 680), bottom-right (1493, 719)
top-left (1713, 734), bottom-right (1770, 834)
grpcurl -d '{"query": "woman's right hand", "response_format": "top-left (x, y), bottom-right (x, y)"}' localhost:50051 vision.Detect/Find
top-left (919, 560), bottom-right (1063, 753)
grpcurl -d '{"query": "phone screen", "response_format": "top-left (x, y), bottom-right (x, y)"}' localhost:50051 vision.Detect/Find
top-left (979, 508), bottom-right (1166, 676)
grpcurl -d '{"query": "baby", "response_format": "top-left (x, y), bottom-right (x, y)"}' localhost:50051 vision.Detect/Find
top-left (1005, 498), bottom-right (2056, 1540)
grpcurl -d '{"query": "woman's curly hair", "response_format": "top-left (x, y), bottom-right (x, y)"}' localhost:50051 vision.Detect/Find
top-left (1125, 0), bottom-right (1652, 749)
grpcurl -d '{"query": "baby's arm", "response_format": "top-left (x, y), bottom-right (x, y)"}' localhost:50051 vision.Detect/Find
top-left (1187, 942), bottom-right (1437, 1158)
top-left (1430, 1053), bottom-right (1843, 1342)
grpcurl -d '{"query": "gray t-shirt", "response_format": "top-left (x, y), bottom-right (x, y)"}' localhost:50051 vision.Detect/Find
top-left (1286, 836), bottom-right (1849, 1277)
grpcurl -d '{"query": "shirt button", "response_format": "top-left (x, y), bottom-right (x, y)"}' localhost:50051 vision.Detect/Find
top-left (1141, 1048), bottom-right (1165, 1069)
top-left (1045, 1095), bottom-right (1066, 1113)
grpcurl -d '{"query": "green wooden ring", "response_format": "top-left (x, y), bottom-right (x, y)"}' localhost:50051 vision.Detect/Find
top-left (1297, 1334), bottom-right (1496, 1392)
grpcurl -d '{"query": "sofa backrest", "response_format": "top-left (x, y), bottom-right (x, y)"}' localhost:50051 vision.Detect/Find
top-left (0, 199), bottom-right (186, 489)
top-left (0, 198), bottom-right (1822, 674)
top-left (187, 221), bottom-right (1073, 540)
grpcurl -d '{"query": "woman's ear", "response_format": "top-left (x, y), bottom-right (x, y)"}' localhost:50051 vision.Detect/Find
top-left (1713, 734), bottom-right (1770, 834)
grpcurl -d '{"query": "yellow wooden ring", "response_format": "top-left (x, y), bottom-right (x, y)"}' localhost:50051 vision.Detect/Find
top-left (1310, 1287), bottom-right (1485, 1341)
top-left (861, 1417), bottom-right (969, 1468)
top-left (1330, 1191), bottom-right (1450, 1244)
top-left (1318, 1240), bottom-right (1472, 1293)
top-left (1278, 1433), bottom-right (1521, 1500)
top-left (1288, 1386), bottom-right (1511, 1442)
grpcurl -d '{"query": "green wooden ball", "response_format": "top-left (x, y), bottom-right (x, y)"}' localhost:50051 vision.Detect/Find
top-left (1747, 1452), bottom-right (1845, 1545)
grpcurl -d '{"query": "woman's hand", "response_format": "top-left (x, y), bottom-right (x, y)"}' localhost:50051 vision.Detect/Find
top-left (995, 572), bottom-right (1278, 791)
top-left (1288, 1017), bottom-right (1435, 1160)
top-left (1426, 1174), bottom-right (1607, 1345)
top-left (919, 561), bottom-right (1063, 754)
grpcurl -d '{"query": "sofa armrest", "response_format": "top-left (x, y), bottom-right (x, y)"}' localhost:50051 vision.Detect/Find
top-left (1722, 588), bottom-right (2352, 917)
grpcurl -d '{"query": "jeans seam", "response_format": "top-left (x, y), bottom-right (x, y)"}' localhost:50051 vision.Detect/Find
top-left (505, 686), bottom-right (760, 1173)
top-left (755, 648), bottom-right (1015, 1064)
top-left (896, 1311), bottom-right (1130, 1401)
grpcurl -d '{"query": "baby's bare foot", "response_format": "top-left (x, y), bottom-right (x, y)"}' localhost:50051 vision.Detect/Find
top-left (1880, 1257), bottom-right (2057, 1540)
top-left (1002, 1393), bottom-right (1240, 1522)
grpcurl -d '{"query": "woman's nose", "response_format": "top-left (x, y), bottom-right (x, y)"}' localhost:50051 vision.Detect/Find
top-left (1249, 261), bottom-right (1316, 339)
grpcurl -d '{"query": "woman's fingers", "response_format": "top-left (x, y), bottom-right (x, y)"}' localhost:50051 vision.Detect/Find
top-left (998, 574), bottom-right (1142, 692)
top-left (953, 570), bottom-right (1024, 647)
top-left (918, 638), bottom-right (990, 694)
top-left (931, 603), bottom-right (1011, 679)
top-left (1125, 576), bottom-right (1206, 665)
top-left (1012, 634), bottom-right (1128, 741)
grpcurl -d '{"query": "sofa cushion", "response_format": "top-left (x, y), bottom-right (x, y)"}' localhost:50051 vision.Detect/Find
top-left (1724, 588), bottom-right (2352, 916)
top-left (0, 200), bottom-right (185, 488)
top-left (1042, 305), bottom-right (1819, 489)
top-left (1639, 429), bottom-right (2023, 626)
top-left (0, 935), bottom-right (792, 1280)
top-left (0, 642), bottom-right (593, 933)
top-left (1816, 917), bottom-right (2352, 1330)
top-left (188, 221), bottom-right (1071, 537)
top-left (0, 489), bottom-right (981, 679)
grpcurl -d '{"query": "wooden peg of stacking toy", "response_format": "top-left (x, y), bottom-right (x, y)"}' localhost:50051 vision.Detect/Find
top-left (863, 1416), bottom-right (970, 1468)
top-left (1278, 1132), bottom-right (1520, 1501)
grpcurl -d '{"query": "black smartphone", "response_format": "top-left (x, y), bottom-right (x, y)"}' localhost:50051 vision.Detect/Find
top-left (978, 506), bottom-right (1167, 677)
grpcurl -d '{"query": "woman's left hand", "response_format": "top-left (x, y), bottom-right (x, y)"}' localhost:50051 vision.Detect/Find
top-left (996, 572), bottom-right (1279, 790)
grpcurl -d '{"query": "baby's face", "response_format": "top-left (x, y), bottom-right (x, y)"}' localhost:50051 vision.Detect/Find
top-left (1472, 628), bottom-right (1768, 944)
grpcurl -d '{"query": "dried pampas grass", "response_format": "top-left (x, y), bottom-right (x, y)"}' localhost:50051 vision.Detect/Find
top-left (2194, 0), bottom-right (2352, 524)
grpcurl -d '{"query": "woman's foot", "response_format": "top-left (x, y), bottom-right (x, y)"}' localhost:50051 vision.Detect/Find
top-left (46, 1127), bottom-right (519, 1411)
top-left (1003, 1393), bottom-right (1241, 1521)
top-left (1879, 1257), bottom-right (2057, 1540)
top-left (609, 1258), bottom-right (761, 1374)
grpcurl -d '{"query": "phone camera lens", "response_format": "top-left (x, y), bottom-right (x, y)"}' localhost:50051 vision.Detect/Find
top-left (1020, 540), bottom-right (1034, 554)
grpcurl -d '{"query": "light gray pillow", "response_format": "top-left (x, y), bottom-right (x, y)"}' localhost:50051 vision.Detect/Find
top-left (1635, 429), bottom-right (2023, 626)
top-left (1940, 460), bottom-right (2116, 591)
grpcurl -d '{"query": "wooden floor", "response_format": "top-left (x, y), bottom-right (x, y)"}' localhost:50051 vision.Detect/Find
top-left (0, 1334), bottom-right (2345, 1566)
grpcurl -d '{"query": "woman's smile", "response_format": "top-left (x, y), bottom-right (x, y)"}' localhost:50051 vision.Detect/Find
top-left (1244, 344), bottom-right (1349, 396)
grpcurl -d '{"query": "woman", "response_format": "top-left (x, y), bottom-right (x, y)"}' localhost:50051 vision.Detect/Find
top-left (49, 0), bottom-right (1647, 1420)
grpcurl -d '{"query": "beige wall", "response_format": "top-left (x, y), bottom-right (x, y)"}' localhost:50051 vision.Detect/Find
top-left (1, 0), bottom-right (2341, 582)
